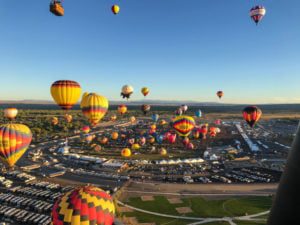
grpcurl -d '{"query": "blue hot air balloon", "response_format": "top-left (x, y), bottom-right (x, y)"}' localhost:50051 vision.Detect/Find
top-left (195, 110), bottom-right (202, 118)
top-left (152, 114), bottom-right (159, 122)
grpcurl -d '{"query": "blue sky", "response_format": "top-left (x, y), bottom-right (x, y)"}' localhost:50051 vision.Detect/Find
top-left (0, 0), bottom-right (299, 104)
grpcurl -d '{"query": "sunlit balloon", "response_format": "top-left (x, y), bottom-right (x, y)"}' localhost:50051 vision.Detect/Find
top-left (132, 143), bottom-right (140, 150)
top-left (4, 108), bottom-right (18, 120)
top-left (130, 116), bottom-right (136, 123)
top-left (0, 124), bottom-right (32, 167)
top-left (82, 93), bottom-right (109, 126)
top-left (141, 87), bottom-right (150, 97)
top-left (51, 80), bottom-right (81, 110)
top-left (111, 5), bottom-right (120, 15)
top-left (121, 85), bottom-right (134, 99)
top-left (118, 104), bottom-right (127, 115)
top-left (51, 117), bottom-right (59, 125)
top-left (100, 137), bottom-right (109, 145)
top-left (243, 106), bottom-right (262, 128)
top-left (64, 114), bottom-right (73, 123)
top-left (110, 114), bottom-right (117, 122)
top-left (52, 186), bottom-right (115, 225)
top-left (111, 132), bottom-right (119, 140)
top-left (82, 126), bottom-right (90, 134)
top-left (172, 116), bottom-right (195, 137)
top-left (216, 91), bottom-right (224, 99)
top-left (50, 0), bottom-right (64, 16)
top-left (121, 148), bottom-right (131, 157)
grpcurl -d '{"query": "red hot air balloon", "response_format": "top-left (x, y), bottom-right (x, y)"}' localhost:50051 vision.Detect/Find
top-left (243, 106), bottom-right (262, 128)
top-left (250, 5), bottom-right (266, 25)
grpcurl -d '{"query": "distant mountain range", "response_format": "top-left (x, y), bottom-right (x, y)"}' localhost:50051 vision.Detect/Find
top-left (0, 99), bottom-right (235, 106)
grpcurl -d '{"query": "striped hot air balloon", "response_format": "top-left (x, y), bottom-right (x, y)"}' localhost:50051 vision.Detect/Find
top-left (51, 80), bottom-right (82, 110)
top-left (243, 106), bottom-right (262, 128)
top-left (0, 124), bottom-right (32, 167)
top-left (52, 186), bottom-right (115, 225)
top-left (250, 5), bottom-right (266, 25)
top-left (172, 116), bottom-right (195, 137)
top-left (82, 93), bottom-right (109, 126)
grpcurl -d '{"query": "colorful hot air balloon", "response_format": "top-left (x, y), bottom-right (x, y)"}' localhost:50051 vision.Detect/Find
top-left (217, 91), bottom-right (224, 99)
top-left (118, 104), bottom-right (127, 115)
top-left (52, 186), bottom-right (115, 225)
top-left (4, 108), bottom-right (18, 120)
top-left (51, 80), bottom-right (81, 111)
top-left (172, 116), bottom-right (195, 137)
top-left (141, 87), bottom-right (150, 97)
top-left (80, 92), bottom-right (89, 115)
top-left (82, 126), bottom-right (90, 134)
top-left (195, 110), bottom-right (202, 118)
top-left (250, 5), bottom-right (266, 25)
top-left (121, 148), bottom-right (131, 157)
top-left (151, 114), bottom-right (159, 122)
top-left (141, 104), bottom-right (151, 115)
top-left (111, 5), bottom-right (120, 15)
top-left (51, 117), bottom-right (59, 125)
top-left (82, 93), bottom-right (109, 126)
top-left (0, 124), bottom-right (32, 167)
top-left (243, 106), bottom-right (262, 128)
top-left (121, 85), bottom-right (134, 99)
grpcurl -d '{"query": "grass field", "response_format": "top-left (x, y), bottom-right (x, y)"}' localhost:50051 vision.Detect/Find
top-left (118, 196), bottom-right (271, 224)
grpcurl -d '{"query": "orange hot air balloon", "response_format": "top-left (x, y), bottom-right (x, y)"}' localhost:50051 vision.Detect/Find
top-left (100, 137), bottom-right (109, 145)
top-left (217, 91), bottom-right (224, 99)
top-left (141, 87), bottom-right (150, 97)
top-left (118, 104), bottom-right (127, 115)
top-left (132, 143), bottom-right (140, 150)
top-left (121, 148), bottom-right (131, 157)
top-left (50, 0), bottom-right (64, 16)
top-left (4, 108), bottom-right (18, 120)
top-left (0, 124), bottom-right (32, 167)
top-left (111, 5), bottom-right (120, 15)
top-left (51, 80), bottom-right (81, 111)
top-left (243, 106), bottom-right (262, 128)
top-left (111, 132), bottom-right (119, 140)
top-left (148, 136), bottom-right (155, 144)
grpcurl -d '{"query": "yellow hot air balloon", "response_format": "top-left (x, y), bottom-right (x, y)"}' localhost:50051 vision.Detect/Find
top-left (51, 80), bottom-right (82, 110)
top-left (132, 143), bottom-right (140, 150)
top-left (110, 114), bottom-right (117, 121)
top-left (64, 114), bottom-right (73, 123)
top-left (111, 5), bottom-right (120, 15)
top-left (0, 124), bottom-right (32, 167)
top-left (82, 93), bottom-right (109, 126)
top-left (80, 92), bottom-right (89, 116)
top-left (130, 116), bottom-right (136, 123)
top-left (52, 117), bottom-right (59, 125)
top-left (121, 148), bottom-right (131, 157)
top-left (4, 108), bottom-right (18, 120)
top-left (141, 87), bottom-right (150, 97)
top-left (159, 148), bottom-right (167, 156)
top-left (172, 115), bottom-right (195, 137)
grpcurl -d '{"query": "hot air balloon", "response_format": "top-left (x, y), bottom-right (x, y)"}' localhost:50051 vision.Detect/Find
top-left (243, 106), bottom-right (262, 128)
top-left (51, 117), bottom-right (59, 125)
top-left (217, 91), bottom-right (224, 99)
top-left (52, 186), bottom-right (115, 225)
top-left (130, 116), bottom-right (136, 123)
top-left (159, 119), bottom-right (167, 126)
top-left (0, 124), bottom-right (32, 167)
top-left (93, 144), bottom-right (102, 152)
top-left (150, 124), bottom-right (157, 130)
top-left (51, 80), bottom-right (81, 111)
top-left (159, 148), bottom-right (167, 156)
top-left (187, 143), bottom-right (194, 150)
top-left (82, 93), bottom-right (109, 126)
top-left (168, 133), bottom-right (177, 144)
top-left (250, 5), bottom-right (266, 25)
top-left (85, 134), bottom-right (94, 143)
top-left (80, 92), bottom-right (89, 116)
top-left (195, 110), bottom-right (202, 118)
top-left (50, 0), bottom-right (64, 16)
top-left (180, 105), bottom-right (188, 113)
top-left (110, 114), bottom-right (117, 122)
top-left (64, 114), bottom-right (73, 123)
top-left (111, 5), bottom-right (120, 15)
top-left (151, 114), bottom-right (159, 122)
top-left (215, 119), bottom-right (221, 125)
top-left (132, 143), bottom-right (140, 150)
top-left (141, 87), bottom-right (150, 97)
top-left (100, 137), bottom-right (109, 145)
top-left (111, 132), bottom-right (119, 140)
top-left (128, 138), bottom-right (135, 145)
top-left (148, 136), bottom-right (155, 144)
top-left (182, 137), bottom-right (190, 146)
top-left (175, 108), bottom-right (183, 116)
top-left (141, 104), bottom-right (151, 115)
top-left (193, 131), bottom-right (200, 139)
top-left (82, 126), bottom-right (90, 134)
top-left (121, 85), bottom-right (134, 99)
top-left (139, 137), bottom-right (146, 146)
top-left (121, 148), bottom-right (131, 157)
top-left (156, 134), bottom-right (164, 144)
top-left (118, 104), bottom-right (127, 115)
top-left (4, 108), bottom-right (18, 120)
top-left (172, 116), bottom-right (195, 137)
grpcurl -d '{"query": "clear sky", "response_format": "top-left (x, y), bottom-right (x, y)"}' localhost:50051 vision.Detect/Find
top-left (0, 0), bottom-right (299, 104)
